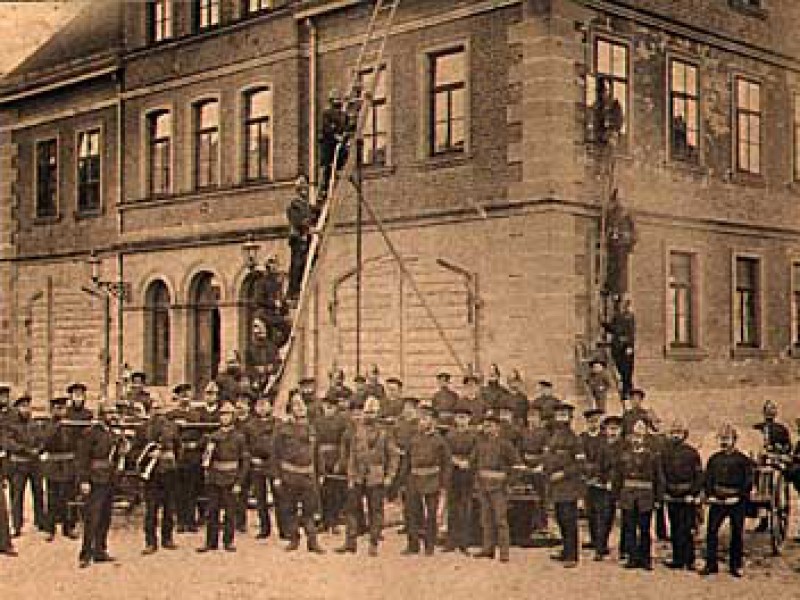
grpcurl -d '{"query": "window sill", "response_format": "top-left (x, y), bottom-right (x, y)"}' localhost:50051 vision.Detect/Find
top-left (362, 164), bottom-right (395, 180)
top-left (74, 209), bottom-right (103, 221)
top-left (122, 179), bottom-right (292, 210)
top-left (32, 214), bottom-right (61, 226)
top-left (416, 152), bottom-right (470, 171)
top-left (664, 345), bottom-right (707, 361)
top-left (729, 1), bottom-right (768, 19)
top-left (731, 170), bottom-right (766, 188)
top-left (731, 345), bottom-right (767, 360)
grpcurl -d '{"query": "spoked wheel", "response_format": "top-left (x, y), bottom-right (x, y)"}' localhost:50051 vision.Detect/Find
top-left (770, 471), bottom-right (791, 556)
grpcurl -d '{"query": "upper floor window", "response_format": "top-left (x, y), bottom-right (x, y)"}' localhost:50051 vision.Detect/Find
top-left (359, 66), bottom-right (388, 166)
top-left (590, 38), bottom-right (629, 142)
top-left (243, 88), bottom-right (272, 181)
top-left (195, 0), bottom-right (220, 30)
top-left (792, 262), bottom-right (800, 349)
top-left (668, 251), bottom-right (695, 347)
top-left (669, 59), bottom-right (699, 162)
top-left (735, 78), bottom-right (762, 175)
top-left (246, 0), bottom-right (273, 13)
top-left (77, 129), bottom-right (101, 213)
top-left (35, 139), bottom-right (58, 218)
top-left (430, 47), bottom-right (466, 155)
top-left (147, 110), bottom-right (172, 196)
top-left (793, 93), bottom-right (800, 182)
top-left (734, 256), bottom-right (760, 347)
top-left (194, 100), bottom-right (220, 189)
top-left (148, 0), bottom-right (172, 43)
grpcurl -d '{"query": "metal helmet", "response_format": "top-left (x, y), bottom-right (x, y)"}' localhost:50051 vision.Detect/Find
top-left (328, 88), bottom-right (342, 103)
top-left (219, 402), bottom-right (236, 415)
top-left (631, 419), bottom-right (648, 437)
top-left (763, 400), bottom-right (778, 418)
top-left (204, 380), bottom-right (219, 394)
top-left (363, 396), bottom-right (381, 417)
top-left (718, 422), bottom-right (738, 441)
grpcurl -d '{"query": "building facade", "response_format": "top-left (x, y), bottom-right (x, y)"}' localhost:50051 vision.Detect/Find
top-left (1, 0), bottom-right (799, 430)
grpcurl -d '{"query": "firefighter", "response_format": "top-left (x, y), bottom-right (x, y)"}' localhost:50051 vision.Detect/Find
top-left (443, 402), bottom-right (477, 554)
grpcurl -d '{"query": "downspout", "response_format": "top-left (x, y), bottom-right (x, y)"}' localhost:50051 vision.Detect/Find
top-left (307, 17), bottom-right (318, 189)
top-left (115, 71), bottom-right (125, 402)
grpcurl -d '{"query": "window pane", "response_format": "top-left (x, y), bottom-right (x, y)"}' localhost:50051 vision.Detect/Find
top-left (153, 112), bottom-right (171, 139)
top-left (596, 41), bottom-right (611, 75)
top-left (612, 44), bottom-right (627, 78)
top-left (198, 101), bottom-right (219, 130)
top-left (451, 88), bottom-right (465, 122)
top-left (247, 89), bottom-right (271, 120)
top-left (434, 50), bottom-right (465, 87)
top-left (685, 64), bottom-right (697, 95)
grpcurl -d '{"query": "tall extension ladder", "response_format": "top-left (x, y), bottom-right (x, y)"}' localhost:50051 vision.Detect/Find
top-left (266, 0), bottom-right (402, 410)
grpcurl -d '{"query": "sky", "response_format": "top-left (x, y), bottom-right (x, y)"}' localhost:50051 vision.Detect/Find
top-left (0, 1), bottom-right (87, 74)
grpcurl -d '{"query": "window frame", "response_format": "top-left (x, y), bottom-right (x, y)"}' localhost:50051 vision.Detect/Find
top-left (667, 250), bottom-right (697, 348)
top-left (244, 0), bottom-right (273, 15)
top-left (144, 108), bottom-right (173, 198)
top-left (192, 98), bottom-right (221, 190)
top-left (241, 86), bottom-right (273, 183)
top-left (75, 127), bottom-right (103, 215)
top-left (667, 56), bottom-right (701, 164)
top-left (588, 34), bottom-right (633, 146)
top-left (144, 279), bottom-right (171, 387)
top-left (733, 75), bottom-right (763, 176)
top-left (429, 47), bottom-right (467, 157)
top-left (793, 92), bottom-right (800, 183)
top-left (358, 63), bottom-right (391, 167)
top-left (418, 40), bottom-right (471, 160)
top-left (147, 0), bottom-right (172, 44)
top-left (194, 0), bottom-right (220, 32)
top-left (732, 252), bottom-right (764, 350)
top-left (33, 137), bottom-right (59, 220)
top-left (791, 260), bottom-right (800, 351)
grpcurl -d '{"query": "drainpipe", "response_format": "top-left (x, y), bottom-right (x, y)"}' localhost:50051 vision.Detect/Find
top-left (115, 78), bottom-right (125, 402)
top-left (307, 17), bottom-right (318, 190)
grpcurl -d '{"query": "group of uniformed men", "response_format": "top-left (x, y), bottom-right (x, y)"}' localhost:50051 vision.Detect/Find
top-left (0, 363), bottom-right (794, 580)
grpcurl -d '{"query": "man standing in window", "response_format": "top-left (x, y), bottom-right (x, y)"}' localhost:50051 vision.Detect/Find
top-left (593, 76), bottom-right (623, 146)
top-left (318, 89), bottom-right (348, 202)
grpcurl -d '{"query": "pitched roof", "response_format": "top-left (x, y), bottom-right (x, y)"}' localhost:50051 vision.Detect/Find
top-left (0, 1), bottom-right (122, 96)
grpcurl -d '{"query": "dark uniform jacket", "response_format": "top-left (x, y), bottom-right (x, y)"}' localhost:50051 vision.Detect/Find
top-left (531, 393), bottom-right (560, 426)
top-left (6, 413), bottom-right (43, 472)
top-left (754, 420), bottom-right (792, 455)
top-left (66, 405), bottom-right (93, 422)
top-left (480, 382), bottom-right (511, 413)
top-left (471, 434), bottom-right (520, 492)
top-left (704, 449), bottom-right (754, 502)
top-left (543, 426), bottom-right (585, 503)
top-left (138, 415), bottom-right (181, 475)
top-left (613, 445), bottom-right (664, 511)
top-left (580, 431), bottom-right (612, 490)
top-left (661, 440), bottom-right (703, 499)
top-left (77, 423), bottom-right (122, 486)
top-left (445, 429), bottom-right (477, 483)
top-left (41, 418), bottom-right (76, 482)
top-left (405, 429), bottom-right (452, 495)
top-left (273, 419), bottom-right (318, 489)
top-left (203, 426), bottom-right (248, 488)
top-left (622, 406), bottom-right (652, 437)
top-left (432, 388), bottom-right (459, 417)
top-left (243, 415), bottom-right (277, 477)
top-left (325, 384), bottom-right (353, 407)
top-left (314, 412), bottom-right (348, 475)
top-left (170, 405), bottom-right (207, 465)
top-left (509, 390), bottom-right (529, 426)
top-left (520, 426), bottom-right (549, 468)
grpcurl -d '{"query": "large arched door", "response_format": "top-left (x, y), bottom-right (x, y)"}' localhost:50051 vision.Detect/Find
top-left (189, 272), bottom-right (221, 393)
top-left (239, 270), bottom-right (289, 375)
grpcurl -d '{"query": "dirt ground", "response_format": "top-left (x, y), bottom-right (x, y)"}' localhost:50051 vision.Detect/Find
top-left (3, 499), bottom-right (800, 600)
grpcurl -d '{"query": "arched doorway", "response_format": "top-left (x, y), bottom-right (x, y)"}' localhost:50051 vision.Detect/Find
top-left (144, 280), bottom-right (171, 386)
top-left (188, 272), bottom-right (222, 393)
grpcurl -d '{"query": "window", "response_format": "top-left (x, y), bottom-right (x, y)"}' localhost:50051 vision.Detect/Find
top-left (430, 48), bottom-right (466, 155)
top-left (148, 0), bottom-right (172, 43)
top-left (590, 38), bottom-right (629, 138)
top-left (793, 263), bottom-right (800, 348)
top-left (195, 0), bottom-right (220, 30)
top-left (246, 0), bottom-right (272, 13)
top-left (77, 130), bottom-right (101, 213)
top-left (147, 110), bottom-right (171, 196)
top-left (194, 100), bottom-right (220, 189)
top-left (669, 60), bottom-right (699, 162)
top-left (35, 139), bottom-right (58, 218)
top-left (735, 78), bottom-right (762, 175)
top-left (734, 257), bottom-right (760, 347)
top-left (144, 281), bottom-right (171, 386)
top-left (793, 93), bottom-right (800, 182)
top-left (359, 66), bottom-right (388, 165)
top-left (243, 89), bottom-right (271, 181)
top-left (668, 252), bottom-right (695, 347)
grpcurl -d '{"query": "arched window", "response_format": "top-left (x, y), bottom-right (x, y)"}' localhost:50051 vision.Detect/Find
top-left (144, 280), bottom-right (171, 386)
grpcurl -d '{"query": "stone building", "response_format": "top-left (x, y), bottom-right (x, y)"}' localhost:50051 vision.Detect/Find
top-left (1, 0), bottom-right (799, 429)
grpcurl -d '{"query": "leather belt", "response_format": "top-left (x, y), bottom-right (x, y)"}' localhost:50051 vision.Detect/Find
top-left (524, 453), bottom-right (541, 462)
top-left (478, 469), bottom-right (507, 481)
top-left (319, 443), bottom-right (338, 454)
top-left (211, 461), bottom-right (239, 471)
top-left (160, 451), bottom-right (176, 460)
top-left (280, 461), bottom-right (314, 475)
top-left (46, 452), bottom-right (75, 461)
top-left (251, 457), bottom-right (269, 466)
top-left (11, 455), bottom-right (33, 463)
top-left (624, 479), bottom-right (653, 490)
top-left (667, 482), bottom-right (693, 494)
top-left (452, 457), bottom-right (470, 469)
top-left (183, 441), bottom-right (200, 450)
top-left (714, 485), bottom-right (741, 497)
top-left (91, 459), bottom-right (111, 470)
top-left (411, 466), bottom-right (440, 477)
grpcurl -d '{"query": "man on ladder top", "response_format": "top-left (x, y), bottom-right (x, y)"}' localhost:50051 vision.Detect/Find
top-left (285, 174), bottom-right (320, 308)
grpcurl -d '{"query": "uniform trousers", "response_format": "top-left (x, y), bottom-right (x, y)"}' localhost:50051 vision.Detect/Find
top-left (250, 470), bottom-right (274, 536)
top-left (80, 482), bottom-right (114, 560)
top-left (144, 470), bottom-right (177, 547)
top-left (705, 502), bottom-right (745, 572)
top-left (0, 481), bottom-right (12, 550)
top-left (479, 488), bottom-right (510, 558)
top-left (280, 483), bottom-right (320, 544)
top-left (235, 472), bottom-right (251, 532)
top-left (320, 475), bottom-right (347, 529)
top-left (586, 486), bottom-right (614, 554)
top-left (407, 490), bottom-right (440, 552)
top-left (204, 483), bottom-right (237, 548)
top-left (446, 474), bottom-right (473, 550)
top-left (287, 236), bottom-right (310, 300)
top-left (344, 483), bottom-right (384, 547)
top-left (45, 479), bottom-right (76, 535)
top-left (622, 503), bottom-right (652, 566)
top-left (555, 501), bottom-right (579, 561)
top-left (10, 464), bottom-right (45, 532)
top-left (667, 500), bottom-right (696, 567)
top-left (175, 463), bottom-right (203, 529)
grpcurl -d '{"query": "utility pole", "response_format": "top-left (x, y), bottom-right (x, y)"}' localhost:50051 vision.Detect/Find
top-left (355, 136), bottom-right (364, 378)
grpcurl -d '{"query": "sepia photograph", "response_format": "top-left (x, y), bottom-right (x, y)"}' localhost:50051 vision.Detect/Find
top-left (0, 0), bottom-right (800, 598)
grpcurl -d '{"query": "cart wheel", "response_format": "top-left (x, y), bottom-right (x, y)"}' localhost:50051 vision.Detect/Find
top-left (770, 471), bottom-right (791, 555)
